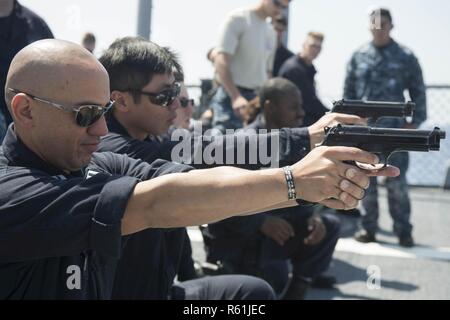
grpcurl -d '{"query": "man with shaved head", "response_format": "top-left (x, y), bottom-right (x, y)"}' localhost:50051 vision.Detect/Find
top-left (0, 39), bottom-right (399, 299)
top-left (4, 39), bottom-right (110, 172)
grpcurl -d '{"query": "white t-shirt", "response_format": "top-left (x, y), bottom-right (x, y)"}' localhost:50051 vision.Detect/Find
top-left (216, 8), bottom-right (276, 90)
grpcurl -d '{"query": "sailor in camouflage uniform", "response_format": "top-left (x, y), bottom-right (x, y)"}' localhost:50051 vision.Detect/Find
top-left (343, 8), bottom-right (427, 247)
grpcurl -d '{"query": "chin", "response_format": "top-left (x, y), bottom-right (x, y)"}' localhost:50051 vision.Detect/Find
top-left (146, 124), bottom-right (166, 136)
top-left (79, 155), bottom-right (93, 168)
top-left (155, 127), bottom-right (169, 136)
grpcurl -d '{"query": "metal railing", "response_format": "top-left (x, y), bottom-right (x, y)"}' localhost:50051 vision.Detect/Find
top-left (407, 85), bottom-right (450, 187)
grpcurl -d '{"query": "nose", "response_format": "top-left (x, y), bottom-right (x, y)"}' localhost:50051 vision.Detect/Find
top-left (87, 115), bottom-right (109, 137)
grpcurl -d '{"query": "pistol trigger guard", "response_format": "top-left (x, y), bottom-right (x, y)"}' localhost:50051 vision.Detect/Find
top-left (355, 152), bottom-right (390, 170)
top-left (380, 152), bottom-right (393, 168)
top-left (354, 162), bottom-right (385, 171)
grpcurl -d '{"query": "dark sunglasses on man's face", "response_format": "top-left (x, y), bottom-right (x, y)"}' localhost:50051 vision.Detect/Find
top-left (7, 88), bottom-right (114, 127)
top-left (74, 102), bottom-right (114, 127)
top-left (179, 98), bottom-right (194, 108)
top-left (133, 82), bottom-right (181, 107)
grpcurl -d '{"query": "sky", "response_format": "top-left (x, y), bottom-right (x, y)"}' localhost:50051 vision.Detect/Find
top-left (20, 0), bottom-right (450, 105)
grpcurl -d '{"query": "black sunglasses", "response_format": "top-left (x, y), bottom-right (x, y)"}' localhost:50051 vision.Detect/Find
top-left (8, 88), bottom-right (114, 127)
top-left (131, 82), bottom-right (181, 107)
top-left (180, 98), bottom-right (194, 108)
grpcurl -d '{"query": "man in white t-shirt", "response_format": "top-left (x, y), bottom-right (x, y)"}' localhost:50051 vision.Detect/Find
top-left (211, 0), bottom-right (291, 132)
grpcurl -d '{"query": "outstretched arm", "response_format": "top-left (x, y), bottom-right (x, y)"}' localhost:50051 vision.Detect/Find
top-left (122, 146), bottom-right (399, 235)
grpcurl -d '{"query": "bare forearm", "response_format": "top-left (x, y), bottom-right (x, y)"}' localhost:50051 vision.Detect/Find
top-left (122, 145), bottom-right (401, 234)
top-left (215, 54), bottom-right (240, 100)
top-left (123, 167), bottom-right (288, 233)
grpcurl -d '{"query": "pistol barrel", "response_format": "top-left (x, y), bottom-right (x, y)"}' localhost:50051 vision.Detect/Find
top-left (331, 99), bottom-right (415, 119)
top-left (322, 125), bottom-right (445, 153)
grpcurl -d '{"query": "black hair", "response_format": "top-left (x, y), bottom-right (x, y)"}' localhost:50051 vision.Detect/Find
top-left (99, 37), bottom-right (181, 102)
top-left (82, 32), bottom-right (96, 43)
top-left (258, 77), bottom-right (300, 109)
top-left (163, 46), bottom-right (184, 82)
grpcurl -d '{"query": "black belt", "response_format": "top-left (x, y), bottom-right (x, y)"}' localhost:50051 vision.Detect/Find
top-left (236, 86), bottom-right (256, 93)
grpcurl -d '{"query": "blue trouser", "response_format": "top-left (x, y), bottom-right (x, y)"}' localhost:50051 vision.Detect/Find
top-left (203, 207), bottom-right (340, 296)
top-left (361, 152), bottom-right (412, 236)
top-left (210, 86), bottom-right (256, 133)
top-left (171, 275), bottom-right (275, 300)
top-left (256, 211), bottom-right (340, 294)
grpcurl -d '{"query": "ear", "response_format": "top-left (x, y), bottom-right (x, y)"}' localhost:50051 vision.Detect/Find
top-left (264, 99), bottom-right (274, 115)
top-left (10, 93), bottom-right (33, 127)
top-left (110, 90), bottom-right (131, 113)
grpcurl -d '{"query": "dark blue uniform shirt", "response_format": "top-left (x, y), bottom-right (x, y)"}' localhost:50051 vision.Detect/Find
top-left (278, 55), bottom-right (329, 127)
top-left (0, 125), bottom-right (192, 299)
top-left (100, 113), bottom-right (311, 170)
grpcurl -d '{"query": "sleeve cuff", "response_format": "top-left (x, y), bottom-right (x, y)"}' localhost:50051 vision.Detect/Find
top-left (90, 176), bottom-right (140, 258)
top-left (279, 127), bottom-right (311, 165)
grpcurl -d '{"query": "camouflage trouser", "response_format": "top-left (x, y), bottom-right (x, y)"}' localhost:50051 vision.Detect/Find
top-left (361, 152), bottom-right (412, 237)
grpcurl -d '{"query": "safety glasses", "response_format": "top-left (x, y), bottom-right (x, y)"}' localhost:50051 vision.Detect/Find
top-left (8, 88), bottom-right (114, 127)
